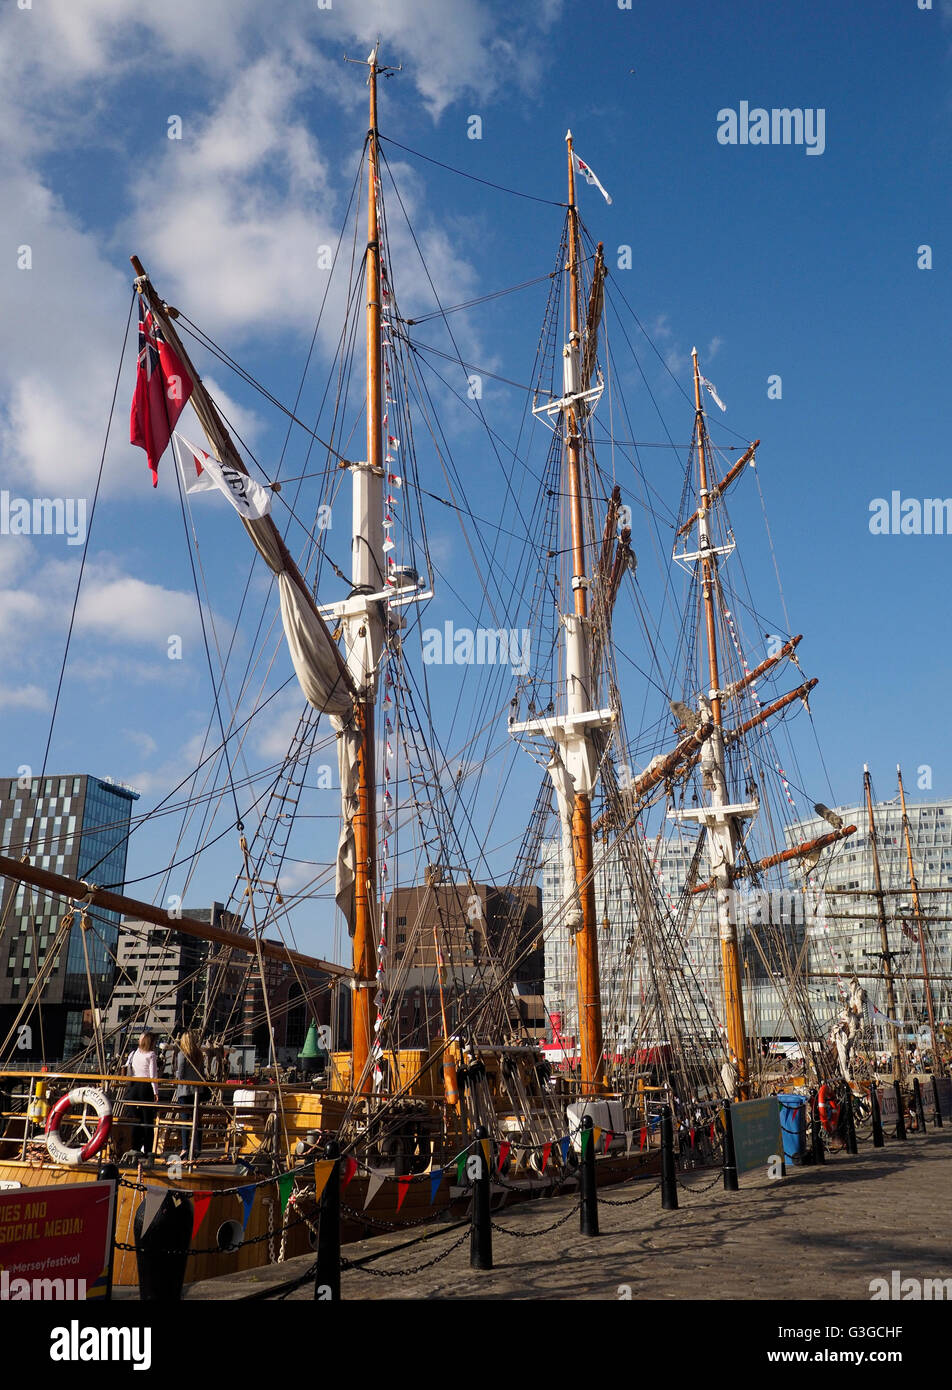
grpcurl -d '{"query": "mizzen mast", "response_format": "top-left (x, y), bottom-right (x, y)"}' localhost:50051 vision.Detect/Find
top-left (864, 766), bottom-right (903, 1082)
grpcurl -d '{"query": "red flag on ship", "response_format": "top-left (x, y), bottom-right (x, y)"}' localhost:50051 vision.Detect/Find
top-left (130, 295), bottom-right (193, 486)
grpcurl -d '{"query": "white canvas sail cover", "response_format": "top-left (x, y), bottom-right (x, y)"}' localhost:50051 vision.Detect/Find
top-left (547, 749), bottom-right (583, 931)
top-left (332, 716), bottom-right (361, 935)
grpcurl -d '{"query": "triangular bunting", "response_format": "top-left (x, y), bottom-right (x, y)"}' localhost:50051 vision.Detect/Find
top-left (341, 1156), bottom-right (358, 1189)
top-left (191, 1191), bottom-right (212, 1242)
top-left (430, 1170), bottom-right (444, 1205)
top-left (640, 1127), bottom-right (647, 1151)
top-left (592, 1126), bottom-right (602, 1149)
top-left (603, 1131), bottom-right (613, 1154)
top-left (456, 1154), bottom-right (466, 1186)
top-left (497, 1141), bottom-right (511, 1173)
top-left (139, 1186), bottom-right (166, 1238)
top-left (580, 1128), bottom-right (591, 1157)
top-left (396, 1175), bottom-right (413, 1212)
top-left (625, 1129), bottom-right (634, 1155)
top-left (559, 1137), bottom-right (570, 1166)
top-left (480, 1137), bottom-right (492, 1167)
top-left (541, 1142), bottom-right (551, 1172)
top-left (277, 1172), bottom-right (294, 1214)
top-left (313, 1160), bottom-right (335, 1206)
top-left (363, 1168), bottom-right (386, 1210)
top-left (236, 1184), bottom-right (256, 1231)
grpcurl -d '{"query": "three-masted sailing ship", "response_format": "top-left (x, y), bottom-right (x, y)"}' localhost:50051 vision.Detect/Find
top-left (0, 47), bottom-right (893, 1287)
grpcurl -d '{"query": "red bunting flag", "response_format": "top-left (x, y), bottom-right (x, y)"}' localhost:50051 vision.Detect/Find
top-left (396, 1175), bottom-right (413, 1212)
top-left (603, 1131), bottom-right (613, 1154)
top-left (191, 1191), bottom-right (212, 1241)
top-left (341, 1156), bottom-right (358, 1189)
top-left (497, 1141), bottom-right (511, 1173)
top-left (541, 1142), bottom-right (551, 1172)
top-left (130, 295), bottom-right (193, 486)
top-left (640, 1127), bottom-right (647, 1151)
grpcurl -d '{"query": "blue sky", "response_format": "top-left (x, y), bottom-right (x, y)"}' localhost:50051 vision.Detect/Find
top-left (0, 0), bottom-right (950, 962)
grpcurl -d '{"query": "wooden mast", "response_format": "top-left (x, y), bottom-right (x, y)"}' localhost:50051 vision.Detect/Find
top-left (691, 349), bottom-right (749, 1093)
top-left (897, 766), bottom-right (945, 1076)
top-left (347, 45), bottom-right (386, 1093)
top-left (863, 767), bottom-right (903, 1081)
top-left (564, 132), bottom-right (604, 1094)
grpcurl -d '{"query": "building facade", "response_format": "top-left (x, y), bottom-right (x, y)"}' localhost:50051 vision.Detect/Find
top-left (0, 773), bottom-right (137, 1061)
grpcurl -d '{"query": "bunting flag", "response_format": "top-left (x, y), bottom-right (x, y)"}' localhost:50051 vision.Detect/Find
top-left (573, 150), bottom-right (613, 205)
top-left (191, 1192), bottom-right (212, 1241)
top-left (603, 1131), bottom-right (613, 1154)
top-left (236, 1184), bottom-right (256, 1231)
top-left (130, 295), bottom-right (193, 486)
top-left (640, 1127), bottom-right (648, 1151)
top-left (341, 1156), bottom-right (358, 1189)
top-left (625, 1130), bottom-right (634, 1155)
top-left (139, 1186), bottom-right (166, 1238)
top-left (277, 1173), bottom-right (294, 1215)
top-left (497, 1141), bottom-right (511, 1173)
top-left (541, 1142), bottom-right (551, 1173)
top-left (480, 1137), bottom-right (492, 1167)
top-left (174, 433), bottom-right (273, 520)
top-left (559, 1137), bottom-right (570, 1166)
top-left (363, 1168), bottom-right (386, 1210)
top-left (456, 1154), bottom-right (467, 1186)
top-left (430, 1170), bottom-right (444, 1205)
top-left (580, 1128), bottom-right (590, 1158)
top-left (396, 1175), bottom-right (414, 1213)
top-left (592, 1126), bottom-right (602, 1149)
top-left (312, 1160), bottom-right (336, 1206)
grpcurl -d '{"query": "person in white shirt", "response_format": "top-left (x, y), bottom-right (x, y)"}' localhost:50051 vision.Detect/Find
top-left (126, 1031), bottom-right (159, 1155)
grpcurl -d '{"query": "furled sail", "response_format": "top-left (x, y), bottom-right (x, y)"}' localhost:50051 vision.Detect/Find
top-left (547, 749), bottom-right (583, 931)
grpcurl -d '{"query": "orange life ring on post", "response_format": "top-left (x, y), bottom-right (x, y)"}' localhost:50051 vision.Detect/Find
top-left (817, 1083), bottom-right (840, 1135)
top-left (45, 1087), bottom-right (112, 1165)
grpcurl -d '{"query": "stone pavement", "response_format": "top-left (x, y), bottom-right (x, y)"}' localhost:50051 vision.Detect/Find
top-left (175, 1128), bottom-right (952, 1302)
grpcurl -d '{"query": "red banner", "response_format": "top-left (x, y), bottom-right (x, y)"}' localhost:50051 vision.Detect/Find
top-left (0, 1180), bottom-right (114, 1300)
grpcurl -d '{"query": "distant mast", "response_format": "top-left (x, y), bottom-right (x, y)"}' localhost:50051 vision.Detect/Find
top-left (864, 766), bottom-right (903, 1081)
top-left (896, 766), bottom-right (944, 1077)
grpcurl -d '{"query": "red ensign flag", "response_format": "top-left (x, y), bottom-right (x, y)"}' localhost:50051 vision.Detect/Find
top-left (130, 296), bottom-right (193, 486)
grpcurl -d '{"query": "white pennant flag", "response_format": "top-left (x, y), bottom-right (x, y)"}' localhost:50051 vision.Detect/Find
top-left (573, 151), bottom-right (612, 205)
top-left (174, 433), bottom-right (273, 520)
top-left (872, 1003), bottom-right (902, 1028)
top-left (363, 1168), bottom-right (386, 1210)
top-left (700, 376), bottom-right (727, 412)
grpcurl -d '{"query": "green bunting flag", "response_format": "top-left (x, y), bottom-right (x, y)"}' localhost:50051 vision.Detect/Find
top-left (277, 1172), bottom-right (294, 1214)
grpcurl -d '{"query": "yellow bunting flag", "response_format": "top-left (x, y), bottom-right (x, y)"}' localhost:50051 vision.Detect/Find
top-left (312, 1160), bottom-right (335, 1205)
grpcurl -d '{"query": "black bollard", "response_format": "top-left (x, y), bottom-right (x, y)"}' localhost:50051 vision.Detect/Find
top-left (809, 1090), bottom-right (825, 1165)
top-left (315, 1137), bottom-right (341, 1300)
top-left (722, 1099), bottom-right (739, 1192)
top-left (894, 1080), bottom-right (907, 1141)
top-left (843, 1087), bottom-right (858, 1155)
top-left (134, 1189), bottom-right (193, 1301)
top-left (579, 1114), bottom-right (599, 1236)
top-left (931, 1076), bottom-right (944, 1129)
top-left (870, 1082), bottom-right (885, 1149)
top-left (97, 1162), bottom-right (120, 1300)
top-left (913, 1078), bottom-right (928, 1136)
top-left (660, 1106), bottom-right (679, 1211)
top-left (470, 1125), bottom-right (493, 1269)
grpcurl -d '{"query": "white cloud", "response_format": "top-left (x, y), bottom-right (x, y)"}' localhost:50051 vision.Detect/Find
top-left (0, 683), bottom-right (49, 712)
top-left (74, 572), bottom-right (200, 646)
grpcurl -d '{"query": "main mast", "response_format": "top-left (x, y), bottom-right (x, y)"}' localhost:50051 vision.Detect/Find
top-left (897, 766), bottom-right (944, 1076)
top-left (563, 133), bottom-right (604, 1094)
top-left (690, 349), bottom-right (750, 1093)
top-left (863, 766), bottom-right (903, 1081)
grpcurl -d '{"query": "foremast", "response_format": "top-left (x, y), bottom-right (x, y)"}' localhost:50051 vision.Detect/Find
top-left (341, 45), bottom-right (388, 1092)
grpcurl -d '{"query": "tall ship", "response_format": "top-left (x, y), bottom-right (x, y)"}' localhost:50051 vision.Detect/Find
top-left (0, 47), bottom-right (904, 1288)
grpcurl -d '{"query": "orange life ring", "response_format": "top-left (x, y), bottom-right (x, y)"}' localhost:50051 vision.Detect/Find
top-left (817, 1082), bottom-right (840, 1135)
top-left (45, 1086), bottom-right (112, 1165)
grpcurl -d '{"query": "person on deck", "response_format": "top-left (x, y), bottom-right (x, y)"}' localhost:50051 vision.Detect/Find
top-left (174, 1030), bottom-right (207, 1158)
top-left (126, 1031), bottom-right (159, 1155)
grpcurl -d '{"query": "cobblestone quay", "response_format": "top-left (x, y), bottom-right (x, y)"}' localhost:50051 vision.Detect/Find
top-left (175, 1129), bottom-right (952, 1302)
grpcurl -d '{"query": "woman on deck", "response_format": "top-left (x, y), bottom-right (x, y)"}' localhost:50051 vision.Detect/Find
top-left (126, 1031), bottom-right (159, 1155)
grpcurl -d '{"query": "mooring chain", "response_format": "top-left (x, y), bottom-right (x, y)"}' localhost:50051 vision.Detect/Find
top-left (597, 1181), bottom-right (662, 1207)
top-left (339, 1226), bottom-right (470, 1278)
top-left (490, 1199), bottom-right (581, 1237)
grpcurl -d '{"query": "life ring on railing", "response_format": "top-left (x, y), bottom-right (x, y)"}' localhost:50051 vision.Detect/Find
top-left (45, 1087), bottom-right (112, 1165)
top-left (817, 1083), bottom-right (840, 1136)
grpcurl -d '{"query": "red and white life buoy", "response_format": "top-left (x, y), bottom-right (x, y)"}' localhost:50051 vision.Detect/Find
top-left (817, 1082), bottom-right (840, 1136)
top-left (45, 1087), bottom-right (112, 1165)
